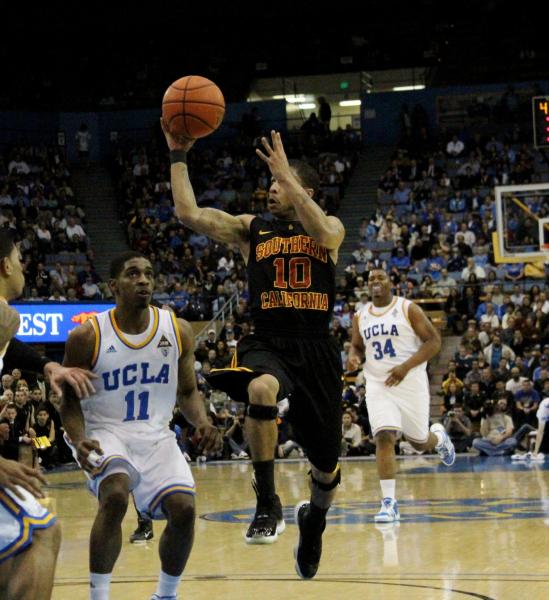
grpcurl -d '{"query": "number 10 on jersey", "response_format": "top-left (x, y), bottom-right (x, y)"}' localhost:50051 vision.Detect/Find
top-left (124, 390), bottom-right (150, 421)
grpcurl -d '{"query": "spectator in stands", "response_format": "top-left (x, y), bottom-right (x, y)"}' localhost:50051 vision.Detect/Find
top-left (443, 382), bottom-right (465, 413)
top-left (442, 370), bottom-right (464, 395)
top-left (390, 247), bottom-right (410, 272)
top-left (81, 275), bottom-right (102, 300)
top-left (341, 412), bottom-right (363, 457)
top-left (447, 247), bottom-right (467, 273)
top-left (419, 275), bottom-right (436, 298)
top-left (480, 303), bottom-right (500, 329)
top-left (377, 214), bottom-right (400, 242)
top-left (483, 334), bottom-right (516, 369)
top-left (65, 216), bottom-right (86, 244)
top-left (462, 257), bottom-right (486, 281)
top-left (33, 405), bottom-right (57, 469)
top-left (472, 399), bottom-right (516, 456)
top-left (443, 404), bottom-right (475, 452)
top-left (0, 403), bottom-right (31, 461)
top-left (446, 135), bottom-right (465, 159)
top-left (514, 380), bottom-right (540, 427)
top-left (505, 262), bottom-right (525, 282)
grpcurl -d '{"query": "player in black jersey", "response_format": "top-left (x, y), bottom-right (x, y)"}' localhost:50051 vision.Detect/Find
top-left (162, 124), bottom-right (345, 579)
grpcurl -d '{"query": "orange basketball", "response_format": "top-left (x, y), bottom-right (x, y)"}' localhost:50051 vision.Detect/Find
top-left (162, 75), bottom-right (225, 139)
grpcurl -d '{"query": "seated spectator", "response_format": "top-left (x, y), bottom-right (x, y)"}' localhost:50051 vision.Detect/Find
top-left (514, 380), bottom-right (540, 427)
top-left (389, 247), bottom-right (410, 271)
top-left (483, 334), bottom-right (516, 369)
top-left (33, 405), bottom-right (58, 469)
top-left (419, 274), bottom-right (436, 298)
top-left (504, 262), bottom-right (525, 282)
top-left (446, 135), bottom-right (465, 159)
top-left (377, 214), bottom-right (400, 242)
top-left (81, 276), bottom-right (102, 300)
top-left (505, 366), bottom-right (528, 394)
top-left (461, 257), bottom-right (486, 281)
top-left (341, 411), bottom-right (363, 456)
top-left (222, 410), bottom-right (249, 459)
top-left (443, 382), bottom-right (465, 413)
top-left (442, 371), bottom-right (464, 395)
top-left (443, 404), bottom-right (475, 452)
top-left (0, 403), bottom-right (33, 461)
top-left (464, 381), bottom-right (486, 429)
top-left (472, 399), bottom-right (516, 456)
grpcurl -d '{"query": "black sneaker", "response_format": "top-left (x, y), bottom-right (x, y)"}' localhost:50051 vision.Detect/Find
top-left (129, 517), bottom-right (153, 543)
top-left (244, 480), bottom-right (286, 545)
top-left (294, 501), bottom-right (325, 579)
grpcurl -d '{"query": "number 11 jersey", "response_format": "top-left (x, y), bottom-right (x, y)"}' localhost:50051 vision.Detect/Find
top-left (80, 306), bottom-right (182, 439)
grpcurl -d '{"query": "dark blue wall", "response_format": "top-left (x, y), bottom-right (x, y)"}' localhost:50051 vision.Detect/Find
top-left (0, 100), bottom-right (287, 159)
top-left (361, 80), bottom-right (549, 146)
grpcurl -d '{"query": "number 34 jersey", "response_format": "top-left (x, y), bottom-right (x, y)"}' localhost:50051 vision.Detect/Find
top-left (357, 296), bottom-right (426, 383)
top-left (79, 306), bottom-right (182, 438)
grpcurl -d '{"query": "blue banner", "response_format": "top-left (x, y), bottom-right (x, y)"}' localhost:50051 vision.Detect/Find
top-left (12, 302), bottom-right (115, 343)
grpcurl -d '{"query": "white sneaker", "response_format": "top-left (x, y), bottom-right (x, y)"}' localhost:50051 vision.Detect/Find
top-left (512, 452), bottom-right (528, 461)
top-left (430, 423), bottom-right (456, 466)
top-left (238, 451), bottom-right (249, 459)
top-left (374, 498), bottom-right (400, 523)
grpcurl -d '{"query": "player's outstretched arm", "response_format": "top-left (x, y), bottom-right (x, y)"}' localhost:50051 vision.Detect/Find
top-left (161, 119), bottom-right (253, 252)
top-left (60, 323), bottom-right (103, 472)
top-left (256, 130), bottom-right (345, 250)
top-left (385, 302), bottom-right (441, 387)
top-left (348, 313), bottom-right (365, 372)
top-left (176, 318), bottom-right (223, 454)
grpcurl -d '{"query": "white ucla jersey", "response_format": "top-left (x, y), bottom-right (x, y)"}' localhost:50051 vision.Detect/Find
top-left (80, 306), bottom-right (182, 437)
top-left (358, 296), bottom-right (426, 383)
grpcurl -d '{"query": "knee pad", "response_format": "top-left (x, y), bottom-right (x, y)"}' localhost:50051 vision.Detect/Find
top-left (246, 403), bottom-right (278, 420)
top-left (309, 465), bottom-right (341, 492)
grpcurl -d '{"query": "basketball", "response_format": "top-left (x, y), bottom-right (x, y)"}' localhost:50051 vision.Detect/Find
top-left (162, 75), bottom-right (225, 140)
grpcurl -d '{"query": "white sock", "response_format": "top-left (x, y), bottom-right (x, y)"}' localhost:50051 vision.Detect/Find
top-left (155, 570), bottom-right (181, 598)
top-left (90, 572), bottom-right (111, 600)
top-left (380, 479), bottom-right (396, 501)
top-left (433, 430), bottom-right (444, 447)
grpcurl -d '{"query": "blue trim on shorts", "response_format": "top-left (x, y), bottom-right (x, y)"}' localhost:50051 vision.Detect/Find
top-left (0, 489), bottom-right (56, 564)
top-left (147, 483), bottom-right (196, 520)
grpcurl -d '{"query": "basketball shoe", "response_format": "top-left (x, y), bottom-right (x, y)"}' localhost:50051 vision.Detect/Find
top-left (374, 498), bottom-right (400, 523)
top-left (244, 479), bottom-right (285, 544)
top-left (430, 423), bottom-right (456, 466)
top-left (130, 516), bottom-right (153, 543)
top-left (294, 501), bottom-right (325, 579)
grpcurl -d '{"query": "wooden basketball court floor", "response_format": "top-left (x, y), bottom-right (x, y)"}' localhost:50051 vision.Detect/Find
top-left (46, 455), bottom-right (549, 600)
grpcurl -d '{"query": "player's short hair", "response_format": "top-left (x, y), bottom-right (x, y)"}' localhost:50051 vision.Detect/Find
top-left (0, 229), bottom-right (16, 260)
top-left (289, 159), bottom-right (320, 196)
top-left (109, 251), bottom-right (147, 279)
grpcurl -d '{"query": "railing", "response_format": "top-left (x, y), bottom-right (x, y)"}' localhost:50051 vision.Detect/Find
top-left (194, 290), bottom-right (240, 343)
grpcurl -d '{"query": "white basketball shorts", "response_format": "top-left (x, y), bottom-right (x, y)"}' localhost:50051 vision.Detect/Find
top-left (65, 427), bottom-right (195, 519)
top-left (0, 485), bottom-right (56, 564)
top-left (365, 372), bottom-right (431, 443)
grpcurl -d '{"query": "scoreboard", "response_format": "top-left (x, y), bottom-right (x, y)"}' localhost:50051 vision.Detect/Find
top-left (533, 96), bottom-right (549, 148)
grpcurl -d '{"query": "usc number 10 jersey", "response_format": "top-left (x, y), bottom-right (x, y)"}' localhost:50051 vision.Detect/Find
top-left (247, 217), bottom-right (336, 337)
